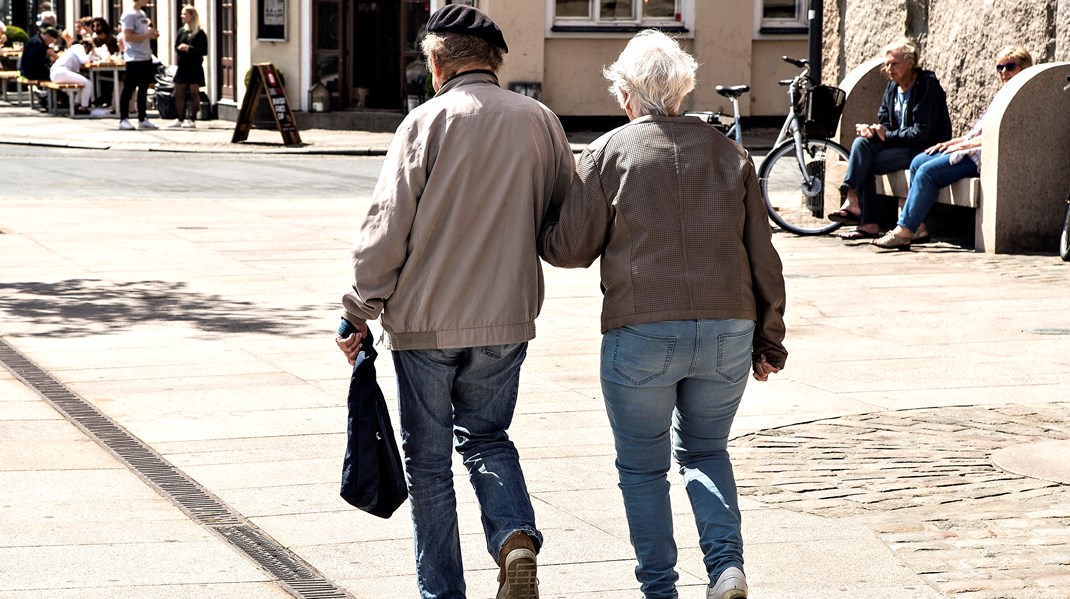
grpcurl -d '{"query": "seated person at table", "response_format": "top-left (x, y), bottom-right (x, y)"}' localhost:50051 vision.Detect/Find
top-left (18, 26), bottom-right (58, 81)
top-left (50, 39), bottom-right (98, 115)
top-left (91, 18), bottom-right (120, 57)
top-left (872, 46), bottom-right (1035, 250)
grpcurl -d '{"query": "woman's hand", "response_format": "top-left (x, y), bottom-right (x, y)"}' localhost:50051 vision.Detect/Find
top-left (335, 323), bottom-right (368, 366)
top-left (178, 43), bottom-right (189, 52)
top-left (752, 354), bottom-right (781, 382)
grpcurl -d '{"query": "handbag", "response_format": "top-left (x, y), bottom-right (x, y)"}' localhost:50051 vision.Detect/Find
top-left (340, 333), bottom-right (407, 518)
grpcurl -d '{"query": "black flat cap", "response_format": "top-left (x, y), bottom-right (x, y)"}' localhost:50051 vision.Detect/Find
top-left (426, 5), bottom-right (508, 53)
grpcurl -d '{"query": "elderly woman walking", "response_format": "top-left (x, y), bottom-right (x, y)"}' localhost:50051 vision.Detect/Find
top-left (830, 37), bottom-right (953, 240)
top-left (539, 30), bottom-right (787, 599)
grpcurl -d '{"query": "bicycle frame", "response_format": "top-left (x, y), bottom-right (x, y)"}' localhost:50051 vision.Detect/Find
top-left (772, 75), bottom-right (822, 196)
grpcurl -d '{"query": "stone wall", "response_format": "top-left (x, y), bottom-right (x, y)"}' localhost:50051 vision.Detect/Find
top-left (823, 0), bottom-right (1068, 134)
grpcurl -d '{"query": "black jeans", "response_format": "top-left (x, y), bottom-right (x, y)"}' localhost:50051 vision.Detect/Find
top-left (120, 60), bottom-right (155, 122)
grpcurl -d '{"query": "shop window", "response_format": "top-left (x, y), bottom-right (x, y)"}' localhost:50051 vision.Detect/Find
top-left (552, 0), bottom-right (687, 32)
top-left (759, 0), bottom-right (807, 34)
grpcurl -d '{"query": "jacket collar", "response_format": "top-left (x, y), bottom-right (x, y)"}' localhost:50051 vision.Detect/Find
top-left (437, 70), bottom-right (499, 96)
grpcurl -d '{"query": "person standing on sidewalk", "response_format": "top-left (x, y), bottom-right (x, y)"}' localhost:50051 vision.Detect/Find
top-left (167, 5), bottom-right (207, 129)
top-left (117, 0), bottom-right (158, 130)
top-left (539, 30), bottom-right (787, 599)
top-left (334, 5), bottom-right (574, 599)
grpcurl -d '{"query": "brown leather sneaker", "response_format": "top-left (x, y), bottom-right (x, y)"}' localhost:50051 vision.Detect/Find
top-left (496, 531), bottom-right (538, 599)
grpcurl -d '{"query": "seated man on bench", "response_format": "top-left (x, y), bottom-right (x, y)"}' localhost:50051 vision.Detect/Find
top-left (18, 26), bottom-right (59, 109)
top-left (830, 37), bottom-right (952, 240)
top-left (872, 46), bottom-right (1034, 250)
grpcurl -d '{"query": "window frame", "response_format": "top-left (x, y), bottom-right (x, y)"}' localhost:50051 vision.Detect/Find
top-left (549, 0), bottom-right (691, 35)
top-left (756, 0), bottom-right (808, 36)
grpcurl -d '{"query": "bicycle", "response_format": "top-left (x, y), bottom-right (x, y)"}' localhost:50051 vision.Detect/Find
top-left (687, 56), bottom-right (851, 235)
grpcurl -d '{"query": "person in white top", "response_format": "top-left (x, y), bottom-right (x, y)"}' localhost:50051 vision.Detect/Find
top-left (50, 40), bottom-right (97, 114)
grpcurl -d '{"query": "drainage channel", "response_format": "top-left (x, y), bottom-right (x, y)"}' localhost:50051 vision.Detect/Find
top-left (0, 339), bottom-right (354, 599)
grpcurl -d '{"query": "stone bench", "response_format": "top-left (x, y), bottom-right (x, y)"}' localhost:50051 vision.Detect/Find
top-left (833, 57), bottom-right (1070, 253)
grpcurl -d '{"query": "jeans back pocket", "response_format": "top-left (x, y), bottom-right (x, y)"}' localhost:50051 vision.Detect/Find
top-left (602, 327), bottom-right (677, 387)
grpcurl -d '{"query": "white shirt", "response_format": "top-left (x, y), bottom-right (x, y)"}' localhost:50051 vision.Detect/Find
top-left (50, 44), bottom-right (93, 73)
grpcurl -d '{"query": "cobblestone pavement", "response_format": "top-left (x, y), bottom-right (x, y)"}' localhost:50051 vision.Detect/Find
top-left (734, 404), bottom-right (1070, 598)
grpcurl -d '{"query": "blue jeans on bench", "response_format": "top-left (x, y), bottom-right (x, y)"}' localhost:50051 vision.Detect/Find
top-left (841, 137), bottom-right (917, 225)
top-left (898, 151), bottom-right (980, 233)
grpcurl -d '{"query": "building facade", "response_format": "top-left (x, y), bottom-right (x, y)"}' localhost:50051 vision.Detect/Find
top-left (18, 1), bottom-right (814, 129)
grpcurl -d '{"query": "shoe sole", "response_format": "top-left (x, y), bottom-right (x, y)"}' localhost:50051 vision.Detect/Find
top-left (496, 548), bottom-right (537, 599)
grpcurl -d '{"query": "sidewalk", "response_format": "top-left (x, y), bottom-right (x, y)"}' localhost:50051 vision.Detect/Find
top-left (3, 101), bottom-right (1070, 599)
top-left (0, 100), bottom-right (779, 155)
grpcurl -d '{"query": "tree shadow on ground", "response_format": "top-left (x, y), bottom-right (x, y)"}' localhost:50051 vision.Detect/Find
top-left (0, 279), bottom-right (330, 337)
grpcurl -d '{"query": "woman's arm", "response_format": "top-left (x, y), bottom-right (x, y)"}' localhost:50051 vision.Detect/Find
top-left (538, 148), bottom-right (612, 269)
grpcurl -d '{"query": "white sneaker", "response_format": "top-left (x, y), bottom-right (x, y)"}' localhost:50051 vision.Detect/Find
top-left (166, 119), bottom-right (183, 128)
top-left (118, 119), bottom-right (135, 131)
top-left (138, 119), bottom-right (158, 130)
top-left (180, 119), bottom-right (196, 129)
top-left (708, 567), bottom-right (747, 599)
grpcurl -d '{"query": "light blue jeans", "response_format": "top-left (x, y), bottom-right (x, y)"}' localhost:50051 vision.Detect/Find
top-left (898, 151), bottom-right (980, 232)
top-left (392, 343), bottom-right (542, 599)
top-left (600, 319), bottom-right (755, 599)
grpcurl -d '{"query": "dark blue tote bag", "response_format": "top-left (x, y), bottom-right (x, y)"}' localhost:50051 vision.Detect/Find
top-left (340, 336), bottom-right (407, 518)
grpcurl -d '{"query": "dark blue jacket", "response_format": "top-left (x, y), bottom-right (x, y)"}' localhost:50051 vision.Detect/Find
top-left (877, 69), bottom-right (953, 152)
top-left (17, 34), bottom-right (51, 81)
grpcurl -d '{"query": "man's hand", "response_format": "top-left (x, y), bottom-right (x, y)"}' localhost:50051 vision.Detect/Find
top-left (335, 323), bottom-right (368, 366)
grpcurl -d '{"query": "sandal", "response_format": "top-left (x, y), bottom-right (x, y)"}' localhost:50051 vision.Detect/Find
top-left (828, 208), bottom-right (861, 225)
top-left (872, 231), bottom-right (912, 250)
top-left (836, 228), bottom-right (879, 240)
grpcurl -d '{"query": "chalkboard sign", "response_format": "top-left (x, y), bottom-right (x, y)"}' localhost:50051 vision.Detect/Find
top-left (231, 63), bottom-right (303, 146)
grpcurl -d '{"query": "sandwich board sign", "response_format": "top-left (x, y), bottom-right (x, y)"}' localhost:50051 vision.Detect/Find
top-left (231, 62), bottom-right (302, 146)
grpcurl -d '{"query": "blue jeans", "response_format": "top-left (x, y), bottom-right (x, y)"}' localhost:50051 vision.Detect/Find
top-left (600, 319), bottom-right (755, 599)
top-left (841, 137), bottom-right (917, 225)
top-left (392, 343), bottom-right (541, 599)
top-left (898, 151), bottom-right (980, 232)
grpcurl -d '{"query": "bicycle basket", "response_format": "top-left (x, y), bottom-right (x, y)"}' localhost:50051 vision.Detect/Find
top-left (801, 85), bottom-right (846, 139)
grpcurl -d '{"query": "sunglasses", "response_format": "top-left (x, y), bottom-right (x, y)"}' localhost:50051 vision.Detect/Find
top-left (996, 62), bottom-right (1019, 72)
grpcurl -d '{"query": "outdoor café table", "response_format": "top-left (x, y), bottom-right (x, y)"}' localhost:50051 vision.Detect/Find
top-left (85, 59), bottom-right (124, 115)
top-left (0, 48), bottom-right (22, 69)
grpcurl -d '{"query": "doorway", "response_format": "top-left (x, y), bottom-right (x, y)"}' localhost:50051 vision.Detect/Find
top-left (311, 0), bottom-right (430, 112)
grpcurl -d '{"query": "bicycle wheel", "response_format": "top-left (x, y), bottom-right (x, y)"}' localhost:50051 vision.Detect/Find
top-left (1059, 200), bottom-right (1070, 262)
top-left (759, 138), bottom-right (851, 235)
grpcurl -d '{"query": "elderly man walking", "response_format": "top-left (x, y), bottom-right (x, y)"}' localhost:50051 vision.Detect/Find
top-left (335, 5), bottom-right (574, 599)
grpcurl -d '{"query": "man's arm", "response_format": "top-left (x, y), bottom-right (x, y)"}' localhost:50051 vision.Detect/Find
top-left (340, 117), bottom-right (428, 326)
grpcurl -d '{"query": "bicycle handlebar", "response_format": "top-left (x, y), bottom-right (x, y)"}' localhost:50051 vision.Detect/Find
top-left (781, 56), bottom-right (809, 68)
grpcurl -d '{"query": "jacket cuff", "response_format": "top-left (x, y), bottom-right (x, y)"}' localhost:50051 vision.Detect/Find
top-left (337, 318), bottom-right (359, 338)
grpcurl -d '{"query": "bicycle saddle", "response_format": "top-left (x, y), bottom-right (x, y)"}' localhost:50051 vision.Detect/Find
top-left (716, 85), bottom-right (750, 98)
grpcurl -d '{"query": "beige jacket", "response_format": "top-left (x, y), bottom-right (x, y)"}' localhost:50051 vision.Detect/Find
top-left (343, 71), bottom-right (575, 350)
top-left (539, 115), bottom-right (787, 367)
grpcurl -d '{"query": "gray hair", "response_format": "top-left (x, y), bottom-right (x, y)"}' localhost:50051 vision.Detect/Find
top-left (603, 30), bottom-right (697, 117)
top-left (883, 36), bottom-right (921, 68)
top-left (421, 32), bottom-right (504, 78)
